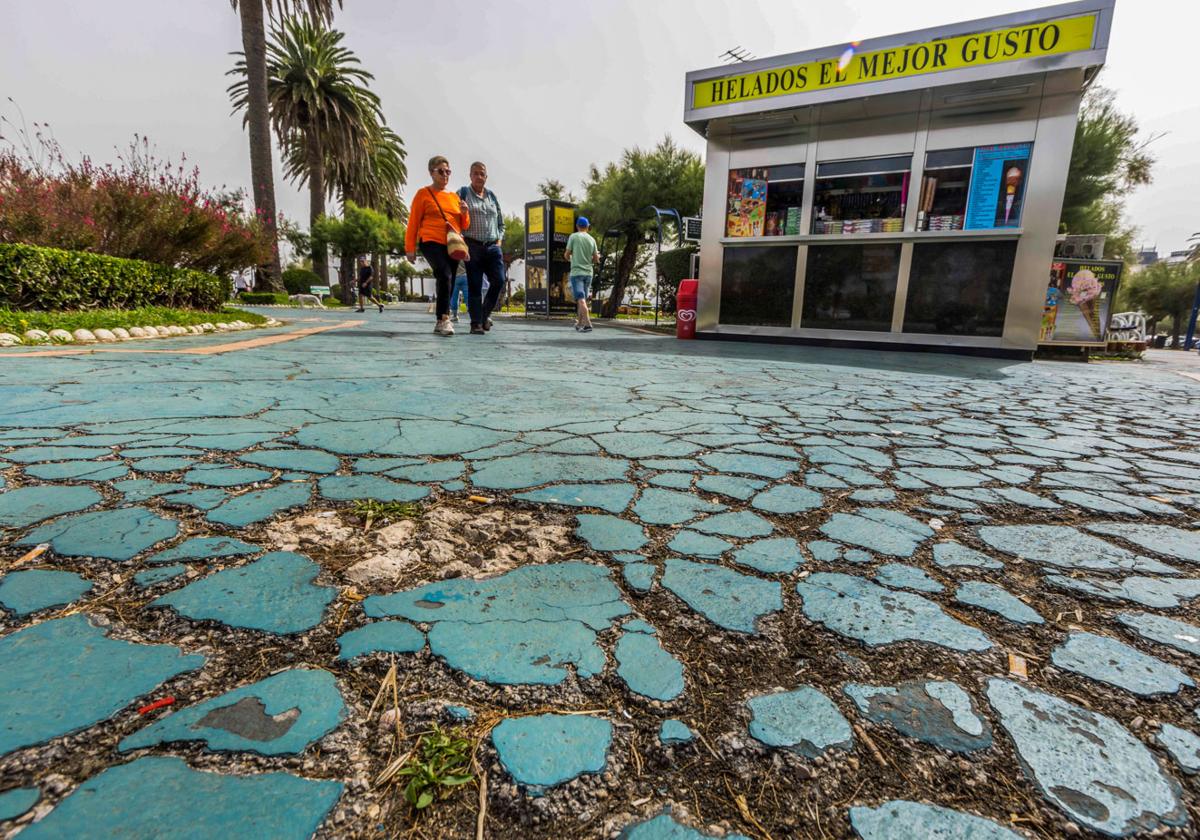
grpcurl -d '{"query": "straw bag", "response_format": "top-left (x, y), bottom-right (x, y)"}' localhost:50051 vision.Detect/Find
top-left (427, 188), bottom-right (469, 261)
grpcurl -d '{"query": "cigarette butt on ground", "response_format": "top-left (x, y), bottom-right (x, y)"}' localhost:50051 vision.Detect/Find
top-left (1008, 653), bottom-right (1028, 680)
top-left (12, 543), bottom-right (50, 567)
top-left (468, 495), bottom-right (495, 505)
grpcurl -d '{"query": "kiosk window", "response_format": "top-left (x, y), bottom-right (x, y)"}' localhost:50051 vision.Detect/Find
top-left (725, 165), bottom-right (805, 238)
top-left (916, 148), bottom-right (973, 231)
top-left (903, 241), bottom-right (1017, 336)
top-left (811, 156), bottom-right (911, 235)
top-left (719, 246), bottom-right (797, 327)
top-left (801, 244), bottom-right (900, 332)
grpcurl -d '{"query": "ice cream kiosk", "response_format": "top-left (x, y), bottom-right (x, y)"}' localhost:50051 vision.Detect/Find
top-left (684, 0), bottom-right (1113, 358)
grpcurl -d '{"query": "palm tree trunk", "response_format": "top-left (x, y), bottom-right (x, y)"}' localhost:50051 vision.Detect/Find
top-left (238, 0), bottom-right (283, 292)
top-left (307, 127), bottom-right (328, 284)
top-left (338, 192), bottom-right (355, 305)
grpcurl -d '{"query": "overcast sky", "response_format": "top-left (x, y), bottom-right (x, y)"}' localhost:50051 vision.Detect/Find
top-left (3, 0), bottom-right (1195, 255)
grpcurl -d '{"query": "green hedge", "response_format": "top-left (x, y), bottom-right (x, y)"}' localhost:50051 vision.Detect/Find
top-left (282, 267), bottom-right (322, 295)
top-left (238, 292), bottom-right (289, 305)
top-left (655, 246), bottom-right (697, 314)
top-left (0, 242), bottom-right (229, 311)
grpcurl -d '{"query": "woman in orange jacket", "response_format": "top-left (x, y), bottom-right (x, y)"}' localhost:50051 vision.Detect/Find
top-left (406, 155), bottom-right (470, 336)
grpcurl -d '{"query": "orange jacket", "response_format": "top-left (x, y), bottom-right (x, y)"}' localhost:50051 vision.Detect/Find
top-left (406, 188), bottom-right (469, 252)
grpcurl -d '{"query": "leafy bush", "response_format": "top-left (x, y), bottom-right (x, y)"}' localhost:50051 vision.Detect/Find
top-left (282, 267), bottom-right (322, 295)
top-left (510, 287), bottom-right (526, 305)
top-left (0, 242), bottom-right (228, 311)
top-left (0, 130), bottom-right (268, 277)
top-left (654, 245), bottom-right (697, 314)
top-left (238, 291), bottom-right (289, 305)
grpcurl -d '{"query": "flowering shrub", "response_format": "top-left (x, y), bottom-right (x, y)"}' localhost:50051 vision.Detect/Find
top-left (0, 129), bottom-right (268, 281)
top-left (0, 243), bottom-right (229, 311)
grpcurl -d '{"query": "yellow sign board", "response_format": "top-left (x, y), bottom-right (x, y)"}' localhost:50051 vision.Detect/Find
top-left (692, 14), bottom-right (1096, 109)
top-left (527, 205), bottom-right (544, 234)
top-left (553, 207), bottom-right (575, 235)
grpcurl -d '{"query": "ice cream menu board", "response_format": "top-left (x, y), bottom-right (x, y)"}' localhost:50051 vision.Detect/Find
top-left (726, 169), bottom-right (768, 237)
top-left (963, 143), bottom-right (1032, 230)
top-left (1039, 259), bottom-right (1123, 345)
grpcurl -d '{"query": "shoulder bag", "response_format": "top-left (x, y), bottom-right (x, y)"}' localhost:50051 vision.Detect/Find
top-left (426, 188), bottom-right (469, 261)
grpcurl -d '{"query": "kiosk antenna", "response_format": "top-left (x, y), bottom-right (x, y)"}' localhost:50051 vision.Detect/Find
top-left (719, 47), bottom-right (754, 63)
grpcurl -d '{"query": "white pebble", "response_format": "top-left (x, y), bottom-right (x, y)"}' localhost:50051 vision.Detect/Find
top-left (111, 327), bottom-right (131, 340)
top-left (93, 328), bottom-right (117, 342)
top-left (141, 326), bottom-right (160, 337)
top-left (128, 327), bottom-right (148, 338)
top-left (48, 329), bottom-right (74, 343)
top-left (23, 329), bottom-right (50, 342)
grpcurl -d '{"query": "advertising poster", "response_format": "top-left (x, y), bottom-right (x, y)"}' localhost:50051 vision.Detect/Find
top-left (964, 143), bottom-right (1032, 230)
top-left (725, 168), bottom-right (768, 237)
top-left (1040, 259), bottom-right (1123, 345)
top-left (523, 201), bottom-right (549, 315)
top-left (548, 200), bottom-right (578, 314)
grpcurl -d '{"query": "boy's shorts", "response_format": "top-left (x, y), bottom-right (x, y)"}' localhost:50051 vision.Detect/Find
top-left (570, 275), bottom-right (591, 302)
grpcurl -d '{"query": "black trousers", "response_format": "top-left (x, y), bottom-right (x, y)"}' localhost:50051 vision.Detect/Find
top-left (419, 242), bottom-right (458, 319)
top-left (464, 238), bottom-right (506, 325)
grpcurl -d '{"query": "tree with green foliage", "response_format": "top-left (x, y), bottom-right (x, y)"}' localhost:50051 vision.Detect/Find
top-left (1117, 260), bottom-right (1199, 345)
top-left (537, 178), bottom-right (576, 203)
top-left (580, 137), bottom-right (703, 318)
top-left (387, 256), bottom-right (419, 298)
top-left (1060, 85), bottom-right (1156, 260)
top-left (502, 214), bottom-right (524, 264)
top-left (229, 13), bottom-right (382, 286)
top-left (310, 201), bottom-right (403, 298)
top-left (227, 0), bottom-right (340, 291)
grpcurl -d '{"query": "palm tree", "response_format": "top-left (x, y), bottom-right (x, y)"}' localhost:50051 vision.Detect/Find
top-left (229, 14), bottom-right (379, 284)
top-left (283, 120), bottom-right (406, 301)
top-left (228, 0), bottom-right (339, 291)
top-left (332, 123), bottom-right (407, 301)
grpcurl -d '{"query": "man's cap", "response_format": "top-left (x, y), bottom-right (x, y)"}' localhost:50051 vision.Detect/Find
top-left (576, 216), bottom-right (590, 228)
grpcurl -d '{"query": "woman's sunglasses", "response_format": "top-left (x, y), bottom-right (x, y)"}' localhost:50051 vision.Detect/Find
top-left (433, 168), bottom-right (451, 175)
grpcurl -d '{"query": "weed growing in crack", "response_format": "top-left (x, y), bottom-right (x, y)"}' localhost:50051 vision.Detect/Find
top-left (397, 724), bottom-right (475, 810)
top-left (351, 499), bottom-right (421, 528)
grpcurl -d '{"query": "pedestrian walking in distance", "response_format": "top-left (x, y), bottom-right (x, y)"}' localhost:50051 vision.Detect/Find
top-left (566, 216), bottom-right (599, 332)
top-left (449, 262), bottom-right (468, 323)
top-left (355, 256), bottom-right (383, 313)
top-left (456, 162), bottom-right (507, 335)
top-left (406, 156), bottom-right (470, 337)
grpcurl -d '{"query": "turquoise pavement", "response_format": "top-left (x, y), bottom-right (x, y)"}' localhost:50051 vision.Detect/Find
top-left (3, 307), bottom-right (1200, 836)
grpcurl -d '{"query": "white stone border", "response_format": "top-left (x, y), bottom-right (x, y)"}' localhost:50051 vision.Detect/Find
top-left (0, 317), bottom-right (281, 348)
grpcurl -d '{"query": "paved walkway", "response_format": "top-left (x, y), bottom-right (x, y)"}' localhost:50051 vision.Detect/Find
top-left (1, 307), bottom-right (1199, 839)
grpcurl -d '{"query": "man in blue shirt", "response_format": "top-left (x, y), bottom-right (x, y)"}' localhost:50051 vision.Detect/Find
top-left (457, 162), bottom-right (507, 335)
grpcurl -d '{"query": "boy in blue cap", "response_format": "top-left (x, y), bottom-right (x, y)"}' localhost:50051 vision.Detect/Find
top-left (565, 216), bottom-right (599, 332)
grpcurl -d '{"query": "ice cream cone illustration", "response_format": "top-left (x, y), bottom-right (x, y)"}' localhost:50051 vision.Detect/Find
top-left (1003, 166), bottom-right (1023, 225)
top-left (1077, 297), bottom-right (1101, 338)
top-left (1067, 269), bottom-right (1103, 339)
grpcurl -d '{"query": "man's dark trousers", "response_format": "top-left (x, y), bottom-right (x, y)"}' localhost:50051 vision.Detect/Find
top-left (465, 238), bottom-right (506, 326)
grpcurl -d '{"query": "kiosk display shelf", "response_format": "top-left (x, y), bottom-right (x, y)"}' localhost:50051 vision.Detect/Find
top-left (811, 155), bottom-right (911, 235)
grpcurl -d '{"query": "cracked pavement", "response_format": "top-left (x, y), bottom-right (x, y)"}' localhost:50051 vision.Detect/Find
top-left (2, 306), bottom-right (1200, 839)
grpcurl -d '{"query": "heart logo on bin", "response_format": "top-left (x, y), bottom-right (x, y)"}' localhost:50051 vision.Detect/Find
top-left (678, 309), bottom-right (696, 322)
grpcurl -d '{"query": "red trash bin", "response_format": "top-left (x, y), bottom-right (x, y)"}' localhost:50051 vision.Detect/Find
top-left (676, 279), bottom-right (699, 340)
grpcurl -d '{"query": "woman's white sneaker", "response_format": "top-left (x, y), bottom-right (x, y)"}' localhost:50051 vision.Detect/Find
top-left (435, 318), bottom-right (455, 336)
